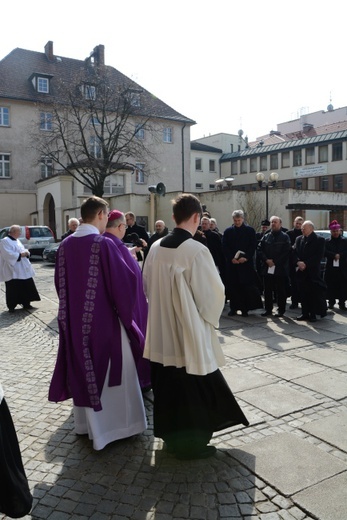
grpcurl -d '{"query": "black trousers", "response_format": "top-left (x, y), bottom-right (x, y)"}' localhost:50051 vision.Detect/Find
top-left (264, 275), bottom-right (287, 314)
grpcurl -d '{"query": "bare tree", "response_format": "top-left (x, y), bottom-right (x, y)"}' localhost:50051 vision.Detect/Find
top-left (236, 190), bottom-right (277, 230)
top-left (33, 65), bottom-right (157, 197)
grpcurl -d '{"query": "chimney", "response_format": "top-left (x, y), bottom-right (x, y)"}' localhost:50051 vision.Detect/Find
top-left (44, 41), bottom-right (54, 61)
top-left (93, 45), bottom-right (105, 66)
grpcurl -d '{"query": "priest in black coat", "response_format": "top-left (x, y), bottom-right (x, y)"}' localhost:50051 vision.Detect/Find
top-left (294, 221), bottom-right (327, 322)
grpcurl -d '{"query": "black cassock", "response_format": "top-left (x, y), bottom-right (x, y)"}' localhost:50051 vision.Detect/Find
top-left (0, 397), bottom-right (33, 518)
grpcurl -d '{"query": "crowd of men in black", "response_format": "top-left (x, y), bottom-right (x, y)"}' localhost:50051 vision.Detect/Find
top-left (195, 211), bottom-right (347, 324)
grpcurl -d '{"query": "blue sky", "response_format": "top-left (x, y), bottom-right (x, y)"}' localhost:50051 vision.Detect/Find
top-left (2, 0), bottom-right (345, 141)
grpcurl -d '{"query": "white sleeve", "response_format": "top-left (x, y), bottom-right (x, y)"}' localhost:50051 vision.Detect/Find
top-left (190, 247), bottom-right (225, 328)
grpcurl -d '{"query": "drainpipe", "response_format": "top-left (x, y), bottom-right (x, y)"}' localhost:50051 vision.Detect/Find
top-left (181, 123), bottom-right (186, 192)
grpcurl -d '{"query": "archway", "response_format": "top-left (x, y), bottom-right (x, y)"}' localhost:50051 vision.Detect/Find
top-left (43, 193), bottom-right (57, 239)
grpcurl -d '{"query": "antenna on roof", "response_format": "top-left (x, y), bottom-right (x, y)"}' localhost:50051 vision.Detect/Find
top-left (327, 91), bottom-right (334, 112)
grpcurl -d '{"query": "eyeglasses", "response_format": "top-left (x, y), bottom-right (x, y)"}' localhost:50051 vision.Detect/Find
top-left (119, 223), bottom-right (128, 229)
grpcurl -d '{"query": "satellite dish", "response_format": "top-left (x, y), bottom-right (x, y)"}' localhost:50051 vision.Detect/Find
top-left (238, 129), bottom-right (244, 137)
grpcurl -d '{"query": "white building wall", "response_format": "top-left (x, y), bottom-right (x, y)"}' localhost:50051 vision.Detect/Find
top-left (278, 106), bottom-right (347, 134)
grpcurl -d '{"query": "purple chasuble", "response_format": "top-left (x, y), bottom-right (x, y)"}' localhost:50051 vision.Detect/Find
top-left (49, 233), bottom-right (144, 411)
top-left (103, 232), bottom-right (151, 389)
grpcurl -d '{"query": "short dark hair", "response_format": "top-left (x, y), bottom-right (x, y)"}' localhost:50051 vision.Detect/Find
top-left (80, 196), bottom-right (108, 222)
top-left (172, 193), bottom-right (202, 225)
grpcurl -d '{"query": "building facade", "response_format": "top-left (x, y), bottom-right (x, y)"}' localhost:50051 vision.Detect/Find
top-left (190, 132), bottom-right (247, 192)
top-left (0, 42), bottom-right (194, 236)
top-left (219, 128), bottom-right (347, 229)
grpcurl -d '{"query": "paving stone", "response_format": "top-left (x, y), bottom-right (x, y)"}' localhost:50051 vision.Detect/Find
top-left (238, 383), bottom-right (321, 417)
top-left (254, 356), bottom-right (324, 380)
top-left (222, 340), bottom-right (274, 359)
top-left (293, 471), bottom-right (347, 520)
top-left (231, 432), bottom-right (347, 496)
top-left (301, 411), bottom-right (347, 451)
top-left (294, 347), bottom-right (347, 368)
top-left (222, 366), bottom-right (276, 392)
top-left (293, 369), bottom-right (347, 399)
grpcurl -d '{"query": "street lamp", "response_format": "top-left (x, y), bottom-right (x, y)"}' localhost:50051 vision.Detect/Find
top-left (256, 171), bottom-right (279, 221)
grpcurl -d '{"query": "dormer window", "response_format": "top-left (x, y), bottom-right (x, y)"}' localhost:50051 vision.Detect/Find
top-left (84, 84), bottom-right (96, 100)
top-left (38, 77), bottom-right (49, 93)
top-left (130, 92), bottom-right (141, 107)
top-left (29, 73), bottom-right (53, 94)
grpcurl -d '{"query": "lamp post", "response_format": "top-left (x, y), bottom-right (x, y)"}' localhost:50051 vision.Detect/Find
top-left (256, 171), bottom-right (279, 221)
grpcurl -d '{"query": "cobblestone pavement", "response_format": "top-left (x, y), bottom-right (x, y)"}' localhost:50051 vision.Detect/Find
top-left (1, 260), bottom-right (347, 519)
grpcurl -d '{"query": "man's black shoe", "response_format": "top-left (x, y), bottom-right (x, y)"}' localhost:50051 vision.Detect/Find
top-left (274, 312), bottom-right (284, 317)
top-left (228, 310), bottom-right (236, 316)
top-left (261, 311), bottom-right (272, 317)
top-left (296, 314), bottom-right (309, 321)
top-left (309, 314), bottom-right (317, 322)
top-left (241, 312), bottom-right (249, 317)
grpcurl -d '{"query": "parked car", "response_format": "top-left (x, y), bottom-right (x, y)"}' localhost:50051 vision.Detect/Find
top-left (0, 226), bottom-right (55, 257)
top-left (42, 243), bottom-right (60, 263)
top-left (315, 229), bottom-right (347, 239)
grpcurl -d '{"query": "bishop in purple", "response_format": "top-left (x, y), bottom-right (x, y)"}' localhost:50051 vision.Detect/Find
top-left (48, 197), bottom-right (147, 450)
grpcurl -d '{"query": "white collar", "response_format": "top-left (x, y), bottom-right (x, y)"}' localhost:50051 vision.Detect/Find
top-left (72, 223), bottom-right (101, 237)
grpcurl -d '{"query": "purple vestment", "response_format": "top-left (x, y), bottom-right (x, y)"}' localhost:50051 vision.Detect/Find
top-left (103, 232), bottom-right (151, 389)
top-left (49, 233), bottom-right (144, 411)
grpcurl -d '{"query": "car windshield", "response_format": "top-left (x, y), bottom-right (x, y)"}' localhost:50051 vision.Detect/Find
top-left (29, 228), bottom-right (52, 238)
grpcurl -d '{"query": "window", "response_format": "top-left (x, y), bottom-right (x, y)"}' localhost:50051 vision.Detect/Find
top-left (282, 180), bottom-right (291, 188)
top-left (130, 92), bottom-right (141, 107)
top-left (135, 124), bottom-right (145, 140)
top-left (38, 77), bottom-right (49, 93)
top-left (250, 157), bottom-right (257, 172)
top-left (195, 183), bottom-right (203, 190)
top-left (84, 84), bottom-right (96, 100)
top-left (40, 112), bottom-right (52, 131)
top-left (295, 179), bottom-right (303, 190)
top-left (104, 174), bottom-right (125, 194)
top-left (332, 142), bottom-right (342, 161)
top-left (195, 158), bottom-right (202, 171)
top-left (270, 154), bottom-right (278, 169)
top-left (41, 157), bottom-right (53, 178)
top-left (260, 156), bottom-right (267, 171)
top-left (90, 136), bottom-right (101, 158)
top-left (293, 149), bottom-right (302, 166)
top-left (209, 184), bottom-right (215, 190)
top-left (163, 127), bottom-right (172, 143)
top-left (318, 145), bottom-right (328, 163)
top-left (334, 174), bottom-right (343, 192)
top-left (231, 162), bottom-right (238, 175)
top-left (305, 147), bottom-right (315, 165)
top-left (209, 159), bottom-right (216, 172)
top-left (0, 107), bottom-right (9, 126)
top-left (282, 152), bottom-right (290, 168)
top-left (240, 159), bottom-right (247, 174)
top-left (0, 154), bottom-right (10, 177)
top-left (320, 176), bottom-right (329, 191)
top-left (90, 117), bottom-right (100, 126)
top-left (135, 163), bottom-right (145, 184)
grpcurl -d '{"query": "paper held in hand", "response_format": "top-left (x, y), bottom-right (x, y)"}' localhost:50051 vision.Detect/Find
top-left (234, 250), bottom-right (246, 259)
